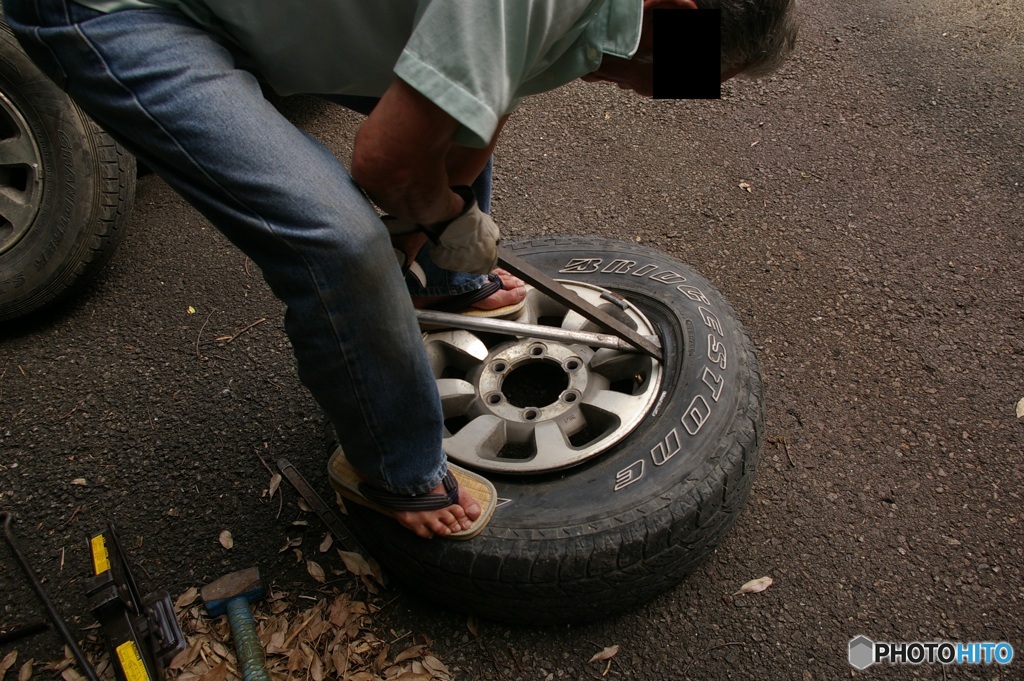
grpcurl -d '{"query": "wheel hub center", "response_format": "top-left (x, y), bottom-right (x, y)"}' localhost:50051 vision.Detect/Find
top-left (475, 342), bottom-right (588, 428)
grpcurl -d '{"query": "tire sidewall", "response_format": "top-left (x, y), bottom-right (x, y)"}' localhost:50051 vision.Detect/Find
top-left (0, 24), bottom-right (110, 316)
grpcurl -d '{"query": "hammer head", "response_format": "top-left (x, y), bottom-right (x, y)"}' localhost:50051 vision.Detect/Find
top-left (201, 567), bottom-right (266, 617)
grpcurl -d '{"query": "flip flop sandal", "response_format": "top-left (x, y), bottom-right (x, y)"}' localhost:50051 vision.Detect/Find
top-left (328, 448), bottom-right (497, 540)
top-left (412, 272), bottom-right (527, 319)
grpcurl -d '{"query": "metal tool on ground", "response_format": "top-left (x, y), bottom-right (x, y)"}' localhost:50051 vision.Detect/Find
top-left (276, 457), bottom-right (388, 587)
top-left (201, 568), bottom-right (269, 681)
top-left (84, 523), bottom-right (186, 681)
top-left (1, 511), bottom-right (101, 681)
top-left (0, 620), bottom-right (48, 646)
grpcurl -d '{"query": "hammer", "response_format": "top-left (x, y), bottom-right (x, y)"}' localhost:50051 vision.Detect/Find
top-left (201, 568), bottom-right (269, 681)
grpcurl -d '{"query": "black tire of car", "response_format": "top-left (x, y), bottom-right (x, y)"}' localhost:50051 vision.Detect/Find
top-left (327, 236), bottom-right (764, 625)
top-left (0, 21), bottom-right (134, 322)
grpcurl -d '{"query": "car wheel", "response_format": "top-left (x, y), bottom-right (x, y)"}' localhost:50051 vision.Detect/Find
top-left (328, 236), bottom-right (764, 624)
top-left (0, 20), bottom-right (134, 322)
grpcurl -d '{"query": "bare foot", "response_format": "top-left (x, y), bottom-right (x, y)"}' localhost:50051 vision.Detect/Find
top-left (411, 268), bottom-right (527, 313)
top-left (472, 268), bottom-right (526, 311)
top-left (392, 482), bottom-right (482, 539)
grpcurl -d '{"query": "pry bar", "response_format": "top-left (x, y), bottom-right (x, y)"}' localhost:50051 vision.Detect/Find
top-left (276, 458), bottom-right (388, 587)
top-left (497, 249), bottom-right (663, 361)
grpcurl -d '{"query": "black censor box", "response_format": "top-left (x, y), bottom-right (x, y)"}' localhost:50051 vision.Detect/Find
top-left (652, 8), bottom-right (721, 99)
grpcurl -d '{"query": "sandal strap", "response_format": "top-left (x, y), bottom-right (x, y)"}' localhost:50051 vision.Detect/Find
top-left (412, 273), bottom-right (501, 312)
top-left (357, 471), bottom-right (460, 511)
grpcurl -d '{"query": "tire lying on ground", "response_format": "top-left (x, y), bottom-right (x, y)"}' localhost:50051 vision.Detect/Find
top-left (327, 236), bottom-right (763, 625)
top-left (0, 20), bottom-right (134, 322)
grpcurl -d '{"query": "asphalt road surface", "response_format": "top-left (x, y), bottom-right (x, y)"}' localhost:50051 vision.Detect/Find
top-left (2, 0), bottom-right (1022, 679)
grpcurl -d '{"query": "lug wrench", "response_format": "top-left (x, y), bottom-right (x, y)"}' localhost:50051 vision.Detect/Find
top-left (1, 512), bottom-right (100, 681)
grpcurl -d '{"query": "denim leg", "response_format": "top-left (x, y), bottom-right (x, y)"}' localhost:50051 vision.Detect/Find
top-left (3, 1), bottom-right (446, 494)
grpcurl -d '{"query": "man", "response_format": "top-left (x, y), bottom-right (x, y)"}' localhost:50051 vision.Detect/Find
top-left (3, 0), bottom-right (797, 539)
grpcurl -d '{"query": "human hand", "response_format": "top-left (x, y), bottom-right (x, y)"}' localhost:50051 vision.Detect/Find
top-left (422, 186), bottom-right (499, 275)
top-left (381, 187), bottom-right (499, 276)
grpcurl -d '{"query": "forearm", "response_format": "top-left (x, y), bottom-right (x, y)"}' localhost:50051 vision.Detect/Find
top-left (351, 76), bottom-right (509, 224)
top-left (356, 166), bottom-right (464, 227)
top-left (445, 115), bottom-right (508, 187)
top-left (351, 78), bottom-right (464, 224)
top-left (352, 129), bottom-right (463, 226)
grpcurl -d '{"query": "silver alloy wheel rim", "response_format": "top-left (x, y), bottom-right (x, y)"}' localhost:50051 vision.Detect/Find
top-left (0, 91), bottom-right (43, 256)
top-left (424, 281), bottom-right (663, 474)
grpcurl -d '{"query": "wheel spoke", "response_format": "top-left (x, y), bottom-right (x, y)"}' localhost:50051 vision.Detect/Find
top-left (423, 329), bottom-right (489, 374)
top-left (559, 287), bottom-right (608, 332)
top-left (444, 414), bottom-right (507, 466)
top-left (0, 187), bottom-right (36, 228)
top-left (590, 349), bottom-right (650, 382)
top-left (436, 378), bottom-right (476, 419)
top-left (0, 132), bottom-right (38, 167)
top-left (529, 420), bottom-right (578, 469)
top-left (581, 388), bottom-right (644, 420)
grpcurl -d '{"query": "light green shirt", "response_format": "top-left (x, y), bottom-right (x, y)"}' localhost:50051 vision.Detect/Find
top-left (73, 0), bottom-right (641, 147)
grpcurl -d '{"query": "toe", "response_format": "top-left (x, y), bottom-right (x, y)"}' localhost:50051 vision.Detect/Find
top-left (474, 272), bottom-right (526, 311)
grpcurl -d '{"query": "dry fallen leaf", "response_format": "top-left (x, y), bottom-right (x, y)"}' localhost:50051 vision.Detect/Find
top-left (1016, 396), bottom-right (1024, 418)
top-left (307, 560), bottom-right (326, 583)
top-left (18, 659), bottom-right (33, 681)
top-left (337, 550), bottom-right (384, 592)
top-left (269, 473), bottom-right (282, 499)
top-left (422, 656), bottom-right (451, 676)
top-left (60, 667), bottom-right (84, 681)
top-left (70, 478), bottom-right (87, 486)
top-left (336, 550), bottom-right (371, 577)
top-left (218, 530), bottom-right (233, 550)
top-left (201, 660), bottom-right (228, 681)
top-left (589, 645), bottom-right (620, 663)
top-left (394, 645), bottom-right (426, 664)
top-left (739, 181), bottom-right (753, 193)
top-left (0, 651), bottom-right (18, 678)
top-left (319, 534), bottom-right (333, 553)
top-left (279, 536), bottom-right (302, 553)
top-left (734, 576), bottom-right (774, 595)
top-left (175, 586), bottom-right (200, 610)
top-left (310, 654), bottom-right (324, 681)
top-left (169, 641), bottom-right (201, 670)
top-left (297, 498), bottom-right (313, 513)
top-left (345, 672), bottom-right (380, 681)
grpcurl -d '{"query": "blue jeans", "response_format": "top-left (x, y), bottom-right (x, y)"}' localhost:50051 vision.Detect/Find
top-left (3, 0), bottom-right (454, 494)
